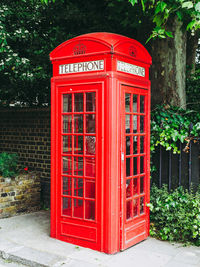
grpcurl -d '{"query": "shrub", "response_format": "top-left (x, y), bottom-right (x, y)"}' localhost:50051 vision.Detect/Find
top-left (149, 185), bottom-right (200, 246)
top-left (0, 152), bottom-right (18, 177)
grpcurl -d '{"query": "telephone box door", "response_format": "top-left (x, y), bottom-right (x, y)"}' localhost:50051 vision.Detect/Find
top-left (56, 83), bottom-right (102, 251)
top-left (121, 85), bottom-right (150, 250)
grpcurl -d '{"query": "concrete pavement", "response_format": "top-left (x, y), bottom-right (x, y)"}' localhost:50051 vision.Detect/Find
top-left (0, 211), bottom-right (200, 267)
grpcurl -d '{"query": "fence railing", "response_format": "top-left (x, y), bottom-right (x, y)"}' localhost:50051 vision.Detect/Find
top-left (151, 140), bottom-right (200, 191)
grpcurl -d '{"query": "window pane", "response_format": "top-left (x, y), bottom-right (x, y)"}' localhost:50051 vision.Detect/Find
top-left (140, 156), bottom-right (144, 174)
top-left (86, 114), bottom-right (95, 133)
top-left (63, 136), bottom-right (72, 154)
top-left (74, 93), bottom-right (83, 112)
top-left (126, 158), bottom-right (131, 177)
top-left (126, 136), bottom-right (130, 155)
top-left (133, 157), bottom-right (138, 175)
top-left (74, 115), bottom-right (83, 133)
top-left (86, 92), bottom-right (96, 112)
top-left (63, 94), bottom-right (72, 112)
top-left (140, 196), bottom-right (145, 214)
top-left (85, 200), bottom-right (95, 220)
top-left (63, 177), bottom-right (72, 196)
top-left (133, 94), bottom-right (138, 113)
top-left (133, 136), bottom-right (138, 154)
top-left (125, 93), bottom-right (131, 112)
top-left (63, 157), bottom-right (72, 175)
top-left (74, 199), bottom-right (83, 218)
top-left (140, 95), bottom-right (145, 113)
top-left (74, 178), bottom-right (83, 197)
top-left (133, 115), bottom-right (138, 133)
top-left (126, 179), bottom-right (131, 198)
top-left (133, 178), bottom-right (138, 196)
top-left (85, 136), bottom-right (96, 155)
top-left (140, 176), bottom-right (144, 193)
top-left (133, 198), bottom-right (138, 217)
top-left (85, 157), bottom-right (95, 177)
top-left (63, 115), bottom-right (72, 133)
top-left (140, 116), bottom-right (144, 133)
top-left (62, 197), bottom-right (71, 216)
top-left (85, 180), bottom-right (95, 199)
top-left (126, 200), bottom-right (132, 220)
top-left (140, 136), bottom-right (144, 154)
top-left (74, 157), bottom-right (83, 176)
top-left (125, 115), bottom-right (131, 133)
top-left (74, 136), bottom-right (83, 154)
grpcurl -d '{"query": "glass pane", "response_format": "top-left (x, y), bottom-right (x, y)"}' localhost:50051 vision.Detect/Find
top-left (74, 115), bottom-right (83, 133)
top-left (133, 136), bottom-right (138, 154)
top-left (62, 197), bottom-right (71, 216)
top-left (63, 157), bottom-right (72, 175)
top-left (133, 157), bottom-right (138, 175)
top-left (140, 196), bottom-right (145, 214)
top-left (126, 158), bottom-right (131, 177)
top-left (86, 92), bottom-right (96, 112)
top-left (125, 93), bottom-right (131, 112)
top-left (140, 156), bottom-right (144, 174)
top-left (125, 115), bottom-right (131, 133)
top-left (133, 115), bottom-right (137, 133)
top-left (85, 157), bottom-right (95, 177)
top-left (85, 136), bottom-right (96, 155)
top-left (74, 157), bottom-right (83, 176)
top-left (63, 177), bottom-right (72, 196)
top-left (140, 95), bottom-right (145, 113)
top-left (63, 136), bottom-right (72, 154)
top-left (86, 114), bottom-right (95, 133)
top-left (85, 180), bottom-right (95, 199)
top-left (126, 179), bottom-right (131, 198)
top-left (133, 198), bottom-right (138, 217)
top-left (133, 178), bottom-right (138, 196)
top-left (74, 199), bottom-right (83, 218)
top-left (74, 93), bottom-right (83, 112)
top-left (140, 116), bottom-right (144, 133)
top-left (140, 176), bottom-right (144, 193)
top-left (85, 200), bottom-right (95, 220)
top-left (63, 94), bottom-right (72, 112)
top-left (126, 136), bottom-right (130, 155)
top-left (133, 95), bottom-right (138, 113)
top-left (126, 201), bottom-right (131, 220)
top-left (74, 136), bottom-right (83, 154)
top-left (63, 115), bottom-right (72, 133)
top-left (140, 136), bottom-right (144, 154)
top-left (74, 178), bottom-right (83, 197)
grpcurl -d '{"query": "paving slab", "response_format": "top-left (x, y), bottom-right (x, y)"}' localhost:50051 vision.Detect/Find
top-left (0, 211), bottom-right (200, 267)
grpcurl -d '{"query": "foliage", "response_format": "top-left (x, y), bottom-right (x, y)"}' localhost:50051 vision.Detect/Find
top-left (127, 0), bottom-right (200, 41)
top-left (0, 152), bottom-right (18, 177)
top-left (149, 185), bottom-right (200, 246)
top-left (151, 105), bottom-right (200, 153)
top-left (186, 67), bottom-right (200, 113)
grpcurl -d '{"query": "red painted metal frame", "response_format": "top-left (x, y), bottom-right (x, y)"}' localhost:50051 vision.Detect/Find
top-left (50, 32), bottom-right (151, 254)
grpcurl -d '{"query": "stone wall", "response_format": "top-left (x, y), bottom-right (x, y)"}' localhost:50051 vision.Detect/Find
top-left (0, 172), bottom-right (41, 218)
top-left (0, 108), bottom-right (51, 207)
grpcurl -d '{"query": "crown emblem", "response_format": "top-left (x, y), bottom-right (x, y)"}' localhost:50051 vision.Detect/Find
top-left (73, 43), bottom-right (86, 55)
top-left (129, 46), bottom-right (137, 58)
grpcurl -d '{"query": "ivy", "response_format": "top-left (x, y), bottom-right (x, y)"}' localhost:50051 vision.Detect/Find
top-left (151, 105), bottom-right (200, 153)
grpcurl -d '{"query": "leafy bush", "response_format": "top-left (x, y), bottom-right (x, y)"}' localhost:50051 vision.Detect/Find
top-left (0, 152), bottom-right (18, 177)
top-left (186, 68), bottom-right (200, 114)
top-left (151, 105), bottom-right (200, 153)
top-left (149, 185), bottom-right (200, 246)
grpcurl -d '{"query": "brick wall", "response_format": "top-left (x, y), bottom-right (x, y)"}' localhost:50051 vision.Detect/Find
top-left (0, 108), bottom-right (51, 207)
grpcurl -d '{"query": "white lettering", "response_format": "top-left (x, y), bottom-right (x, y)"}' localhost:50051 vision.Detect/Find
top-left (117, 61), bottom-right (145, 77)
top-left (59, 60), bottom-right (104, 75)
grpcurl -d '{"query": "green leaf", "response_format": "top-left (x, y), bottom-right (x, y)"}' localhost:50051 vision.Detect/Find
top-left (187, 20), bottom-right (197, 30)
top-left (165, 31), bottom-right (173, 38)
top-left (129, 0), bottom-right (138, 6)
top-left (176, 11), bottom-right (183, 20)
top-left (182, 1), bottom-right (194, 9)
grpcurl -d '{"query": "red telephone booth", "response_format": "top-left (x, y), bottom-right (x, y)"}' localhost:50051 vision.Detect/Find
top-left (50, 32), bottom-right (152, 254)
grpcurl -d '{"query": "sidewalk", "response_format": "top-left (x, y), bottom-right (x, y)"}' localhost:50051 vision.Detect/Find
top-left (0, 211), bottom-right (200, 267)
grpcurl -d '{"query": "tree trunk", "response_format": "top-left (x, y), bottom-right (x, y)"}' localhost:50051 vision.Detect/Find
top-left (150, 16), bottom-right (187, 108)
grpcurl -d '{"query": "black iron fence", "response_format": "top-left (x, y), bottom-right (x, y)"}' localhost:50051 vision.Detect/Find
top-left (151, 139), bottom-right (200, 191)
